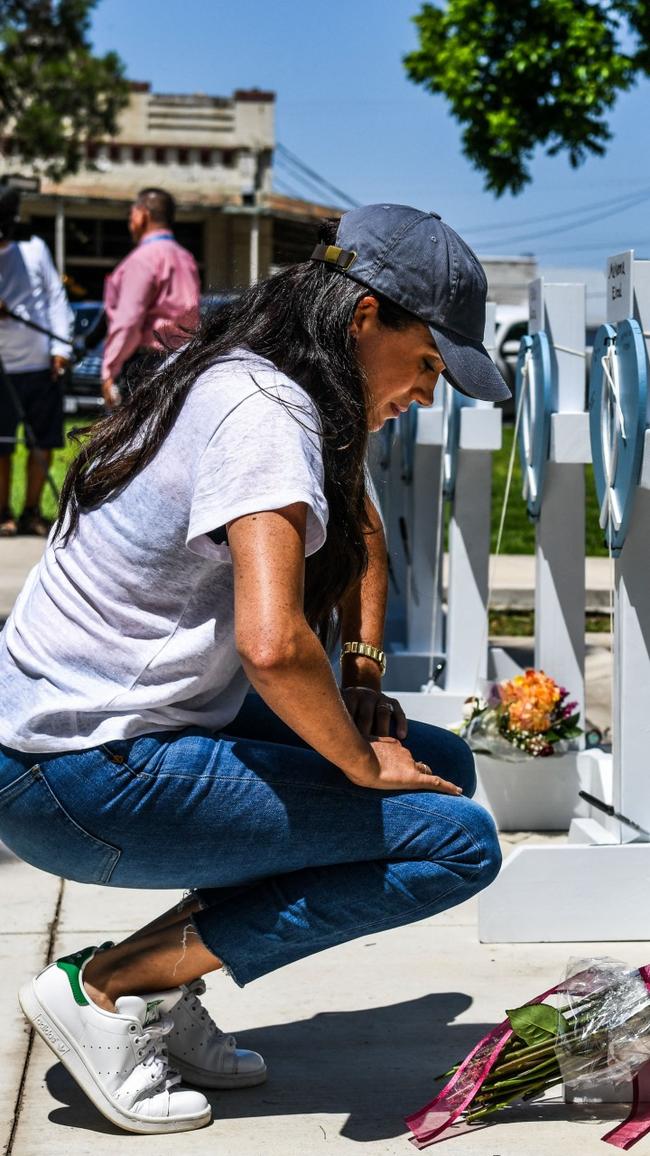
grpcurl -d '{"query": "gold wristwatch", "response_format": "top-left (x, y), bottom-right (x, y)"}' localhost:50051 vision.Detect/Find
top-left (340, 641), bottom-right (387, 677)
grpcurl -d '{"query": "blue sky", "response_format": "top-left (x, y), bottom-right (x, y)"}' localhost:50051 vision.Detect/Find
top-left (92, 0), bottom-right (650, 269)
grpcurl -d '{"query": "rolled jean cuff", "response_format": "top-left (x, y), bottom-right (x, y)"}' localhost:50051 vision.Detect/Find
top-left (191, 909), bottom-right (245, 989)
top-left (191, 857), bottom-right (493, 989)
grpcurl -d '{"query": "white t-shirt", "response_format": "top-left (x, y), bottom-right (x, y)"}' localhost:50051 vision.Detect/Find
top-left (0, 351), bottom-right (328, 752)
top-left (0, 237), bottom-right (73, 372)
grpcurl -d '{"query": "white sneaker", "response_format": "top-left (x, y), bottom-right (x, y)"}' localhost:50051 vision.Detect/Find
top-left (19, 945), bottom-right (211, 1134)
top-left (167, 979), bottom-right (267, 1089)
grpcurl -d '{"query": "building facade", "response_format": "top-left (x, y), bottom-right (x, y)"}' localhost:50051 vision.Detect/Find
top-left (0, 83), bottom-right (337, 301)
top-left (0, 82), bottom-right (541, 313)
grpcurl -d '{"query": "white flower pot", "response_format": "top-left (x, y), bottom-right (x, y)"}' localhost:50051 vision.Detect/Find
top-left (472, 750), bottom-right (582, 831)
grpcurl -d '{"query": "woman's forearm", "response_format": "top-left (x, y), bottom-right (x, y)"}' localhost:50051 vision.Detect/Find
top-left (230, 502), bottom-right (377, 777)
top-left (339, 497), bottom-right (388, 691)
top-left (240, 623), bottom-right (377, 779)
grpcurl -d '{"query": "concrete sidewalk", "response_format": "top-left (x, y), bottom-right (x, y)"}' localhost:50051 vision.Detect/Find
top-left (467, 554), bottom-right (614, 612)
top-left (0, 541), bottom-right (615, 619)
top-left (0, 539), bottom-right (628, 1154)
top-left (2, 840), bottom-right (648, 1156)
top-left (0, 540), bottom-right (44, 621)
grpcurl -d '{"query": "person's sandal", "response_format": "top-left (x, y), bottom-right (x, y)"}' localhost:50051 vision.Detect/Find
top-left (0, 508), bottom-right (17, 537)
top-left (16, 508), bottom-right (52, 537)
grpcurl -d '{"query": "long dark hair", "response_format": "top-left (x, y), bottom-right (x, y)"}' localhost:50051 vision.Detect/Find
top-left (57, 245), bottom-right (414, 643)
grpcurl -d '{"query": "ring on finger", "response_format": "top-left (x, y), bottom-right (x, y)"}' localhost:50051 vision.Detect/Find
top-left (416, 761), bottom-right (433, 776)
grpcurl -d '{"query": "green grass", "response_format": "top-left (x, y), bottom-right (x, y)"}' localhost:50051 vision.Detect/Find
top-left (9, 418), bottom-right (90, 521)
top-left (489, 610), bottom-right (611, 636)
top-left (10, 418), bottom-right (607, 558)
top-left (490, 425), bottom-right (607, 556)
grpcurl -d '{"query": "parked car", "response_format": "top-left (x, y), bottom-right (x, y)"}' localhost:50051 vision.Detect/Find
top-left (64, 301), bottom-right (106, 416)
top-left (63, 295), bottom-right (239, 415)
top-left (493, 306), bottom-right (601, 418)
top-left (493, 307), bottom-right (528, 393)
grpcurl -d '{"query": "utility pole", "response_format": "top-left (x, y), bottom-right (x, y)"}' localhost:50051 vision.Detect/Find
top-left (54, 200), bottom-right (65, 276)
top-left (243, 146), bottom-right (263, 286)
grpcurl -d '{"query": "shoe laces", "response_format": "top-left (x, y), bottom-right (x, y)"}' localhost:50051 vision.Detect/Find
top-left (134, 1013), bottom-right (181, 1090)
top-left (181, 979), bottom-right (236, 1051)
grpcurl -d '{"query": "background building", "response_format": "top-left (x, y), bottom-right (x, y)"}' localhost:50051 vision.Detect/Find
top-left (2, 81), bottom-right (578, 321)
top-left (0, 82), bottom-right (337, 300)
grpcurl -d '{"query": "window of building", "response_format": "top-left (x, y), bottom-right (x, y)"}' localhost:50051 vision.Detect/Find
top-left (132, 146), bottom-right (144, 164)
top-left (86, 142), bottom-right (98, 161)
top-left (173, 220), bottom-right (204, 262)
top-left (177, 148), bottom-right (189, 165)
top-left (102, 217), bottom-right (132, 259)
top-left (66, 218), bottom-right (96, 257)
top-left (155, 147), bottom-right (166, 165)
top-left (27, 216), bottom-right (56, 253)
top-left (222, 150), bottom-right (236, 168)
top-left (200, 148), bottom-right (211, 167)
top-left (109, 144), bottom-right (120, 162)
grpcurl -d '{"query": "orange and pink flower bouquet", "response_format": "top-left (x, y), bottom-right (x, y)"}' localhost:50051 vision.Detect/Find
top-left (460, 669), bottom-right (582, 759)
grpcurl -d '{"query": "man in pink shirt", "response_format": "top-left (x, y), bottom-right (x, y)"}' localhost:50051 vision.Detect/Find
top-left (102, 187), bottom-right (200, 406)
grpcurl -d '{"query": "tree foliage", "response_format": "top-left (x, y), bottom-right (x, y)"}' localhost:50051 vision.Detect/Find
top-left (404, 0), bottom-right (650, 195)
top-left (0, 0), bottom-right (129, 180)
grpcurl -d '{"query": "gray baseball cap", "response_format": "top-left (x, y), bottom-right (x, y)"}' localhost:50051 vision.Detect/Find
top-left (311, 203), bottom-right (511, 402)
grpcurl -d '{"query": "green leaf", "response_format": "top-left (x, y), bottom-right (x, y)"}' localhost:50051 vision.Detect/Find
top-left (0, 0), bottom-right (128, 180)
top-left (506, 1003), bottom-right (569, 1047)
top-left (404, 0), bottom-right (640, 195)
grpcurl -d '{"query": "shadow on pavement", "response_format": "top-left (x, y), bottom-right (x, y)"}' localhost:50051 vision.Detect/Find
top-left (46, 1064), bottom-right (125, 1136)
top-left (44, 991), bottom-right (487, 1140)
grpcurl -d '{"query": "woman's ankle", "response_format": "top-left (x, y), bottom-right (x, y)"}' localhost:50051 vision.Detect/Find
top-left (82, 951), bottom-right (124, 1012)
top-left (80, 924), bottom-right (221, 1013)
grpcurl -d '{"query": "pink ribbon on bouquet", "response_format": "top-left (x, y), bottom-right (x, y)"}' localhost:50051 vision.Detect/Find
top-left (405, 978), bottom-right (561, 1148)
top-left (405, 964), bottom-right (650, 1150)
top-left (602, 964), bottom-right (650, 1150)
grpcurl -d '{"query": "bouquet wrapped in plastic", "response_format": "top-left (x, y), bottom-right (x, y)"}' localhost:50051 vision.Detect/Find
top-left (406, 959), bottom-right (650, 1150)
top-left (460, 668), bottom-right (582, 759)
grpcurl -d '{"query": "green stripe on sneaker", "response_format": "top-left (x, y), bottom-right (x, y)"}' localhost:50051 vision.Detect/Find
top-left (56, 945), bottom-right (96, 1006)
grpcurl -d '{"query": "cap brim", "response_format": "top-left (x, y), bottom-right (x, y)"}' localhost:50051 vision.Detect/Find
top-left (429, 324), bottom-right (511, 402)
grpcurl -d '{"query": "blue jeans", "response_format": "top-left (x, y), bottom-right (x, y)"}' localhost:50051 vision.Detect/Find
top-left (0, 696), bottom-right (500, 986)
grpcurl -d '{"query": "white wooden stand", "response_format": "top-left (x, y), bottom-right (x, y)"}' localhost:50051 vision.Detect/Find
top-left (468, 283), bottom-right (591, 835)
top-left (529, 279), bottom-right (590, 726)
top-left (445, 405), bottom-right (501, 690)
top-left (382, 307), bottom-right (501, 724)
top-left (372, 403), bottom-right (446, 691)
top-left (480, 259), bottom-right (650, 943)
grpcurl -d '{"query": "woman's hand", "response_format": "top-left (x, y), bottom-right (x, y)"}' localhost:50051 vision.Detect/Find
top-left (342, 686), bottom-right (407, 740)
top-left (347, 736), bottom-right (462, 794)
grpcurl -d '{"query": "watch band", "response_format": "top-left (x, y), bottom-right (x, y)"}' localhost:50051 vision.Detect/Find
top-left (340, 640), bottom-right (387, 677)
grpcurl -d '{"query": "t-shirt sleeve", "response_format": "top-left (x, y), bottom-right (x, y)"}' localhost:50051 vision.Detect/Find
top-left (187, 378), bottom-right (328, 561)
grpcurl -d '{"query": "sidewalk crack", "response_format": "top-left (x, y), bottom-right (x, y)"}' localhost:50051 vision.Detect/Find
top-left (6, 876), bottom-right (65, 1156)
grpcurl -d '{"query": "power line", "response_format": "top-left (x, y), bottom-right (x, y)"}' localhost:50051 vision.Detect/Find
top-left (276, 143), bottom-right (360, 209)
top-left (273, 175), bottom-right (313, 201)
top-left (535, 237), bottom-right (650, 256)
top-left (460, 186), bottom-right (650, 238)
top-left (274, 153), bottom-right (342, 206)
top-left (275, 150), bottom-right (350, 208)
top-left (473, 188), bottom-right (650, 249)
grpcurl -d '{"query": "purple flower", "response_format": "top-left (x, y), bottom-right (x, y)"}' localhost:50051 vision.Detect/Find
top-left (487, 684), bottom-right (502, 707)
